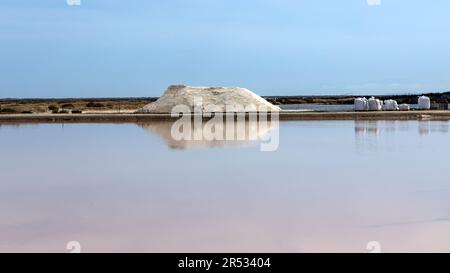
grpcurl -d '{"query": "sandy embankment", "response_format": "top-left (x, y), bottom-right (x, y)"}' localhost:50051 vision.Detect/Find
top-left (1, 110), bottom-right (450, 124)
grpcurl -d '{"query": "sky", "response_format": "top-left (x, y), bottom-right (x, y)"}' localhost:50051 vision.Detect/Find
top-left (1, 0), bottom-right (450, 98)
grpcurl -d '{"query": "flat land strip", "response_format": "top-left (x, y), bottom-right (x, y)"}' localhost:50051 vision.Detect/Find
top-left (1, 111), bottom-right (450, 124)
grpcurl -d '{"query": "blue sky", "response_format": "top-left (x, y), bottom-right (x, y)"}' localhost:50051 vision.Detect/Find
top-left (1, 0), bottom-right (450, 98)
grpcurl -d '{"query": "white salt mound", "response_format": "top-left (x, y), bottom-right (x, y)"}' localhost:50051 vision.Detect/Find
top-left (137, 85), bottom-right (280, 113)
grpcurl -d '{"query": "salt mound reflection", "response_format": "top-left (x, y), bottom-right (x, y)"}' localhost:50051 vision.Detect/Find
top-left (137, 119), bottom-right (277, 149)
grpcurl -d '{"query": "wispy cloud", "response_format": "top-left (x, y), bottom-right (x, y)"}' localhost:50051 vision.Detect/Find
top-left (367, 0), bottom-right (381, 6)
top-left (67, 0), bottom-right (81, 6)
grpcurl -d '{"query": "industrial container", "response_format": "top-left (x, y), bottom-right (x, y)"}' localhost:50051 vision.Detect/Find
top-left (354, 97), bottom-right (368, 111)
top-left (399, 104), bottom-right (410, 111)
top-left (418, 96), bottom-right (431, 110)
top-left (383, 100), bottom-right (399, 111)
top-left (368, 97), bottom-right (382, 111)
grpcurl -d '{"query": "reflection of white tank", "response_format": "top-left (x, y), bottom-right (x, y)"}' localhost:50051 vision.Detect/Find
top-left (383, 99), bottom-right (399, 111)
top-left (368, 97), bottom-right (382, 111)
top-left (354, 97), bottom-right (368, 111)
top-left (418, 96), bottom-right (431, 110)
top-left (399, 104), bottom-right (410, 111)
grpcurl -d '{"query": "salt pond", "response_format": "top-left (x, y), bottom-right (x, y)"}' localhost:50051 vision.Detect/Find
top-left (1, 120), bottom-right (450, 252)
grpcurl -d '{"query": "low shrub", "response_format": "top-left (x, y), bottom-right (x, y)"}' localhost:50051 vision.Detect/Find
top-left (61, 103), bottom-right (75, 109)
top-left (0, 108), bottom-right (17, 114)
top-left (48, 105), bottom-right (59, 113)
top-left (86, 102), bottom-right (104, 108)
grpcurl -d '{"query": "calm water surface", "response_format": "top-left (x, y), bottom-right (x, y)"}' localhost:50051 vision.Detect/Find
top-left (1, 120), bottom-right (450, 252)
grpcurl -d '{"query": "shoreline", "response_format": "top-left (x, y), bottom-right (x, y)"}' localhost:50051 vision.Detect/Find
top-left (1, 110), bottom-right (450, 124)
top-left (2, 91), bottom-right (449, 106)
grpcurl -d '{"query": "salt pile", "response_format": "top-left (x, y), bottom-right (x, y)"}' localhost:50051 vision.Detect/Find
top-left (137, 85), bottom-right (280, 113)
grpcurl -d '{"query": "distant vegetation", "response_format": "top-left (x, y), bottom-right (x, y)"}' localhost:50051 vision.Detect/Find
top-left (264, 92), bottom-right (450, 105)
top-left (86, 102), bottom-right (104, 108)
top-left (0, 98), bottom-right (156, 114)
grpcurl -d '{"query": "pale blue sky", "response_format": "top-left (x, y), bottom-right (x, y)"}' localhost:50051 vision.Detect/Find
top-left (1, 0), bottom-right (450, 98)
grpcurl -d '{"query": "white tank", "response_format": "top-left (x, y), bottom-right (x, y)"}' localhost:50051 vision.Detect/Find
top-left (399, 104), bottom-right (410, 111)
top-left (383, 99), bottom-right (399, 111)
top-left (368, 97), bottom-right (382, 111)
top-left (354, 97), bottom-right (368, 111)
top-left (377, 99), bottom-right (383, 110)
top-left (418, 96), bottom-right (431, 110)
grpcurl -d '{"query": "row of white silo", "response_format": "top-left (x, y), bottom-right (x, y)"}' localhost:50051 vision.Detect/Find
top-left (354, 96), bottom-right (431, 111)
